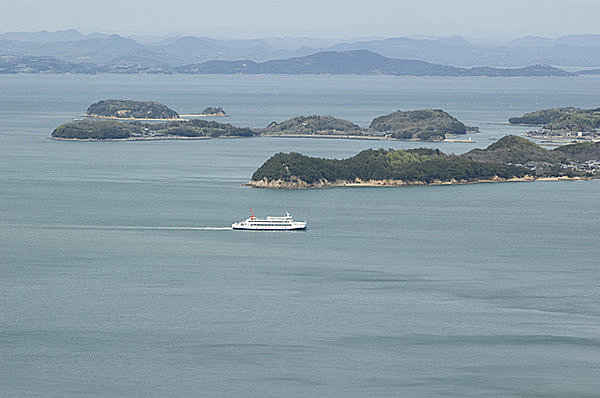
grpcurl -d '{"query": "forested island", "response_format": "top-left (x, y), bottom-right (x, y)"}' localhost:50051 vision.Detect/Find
top-left (261, 115), bottom-right (364, 136)
top-left (181, 107), bottom-right (228, 117)
top-left (259, 111), bottom-right (474, 140)
top-left (199, 107), bottom-right (227, 116)
top-left (51, 119), bottom-right (255, 140)
top-left (369, 109), bottom-right (475, 140)
top-left (52, 107), bottom-right (477, 141)
top-left (509, 107), bottom-right (600, 131)
top-left (258, 110), bottom-right (474, 140)
top-left (510, 107), bottom-right (600, 142)
top-left (85, 99), bottom-right (180, 120)
top-left (248, 136), bottom-right (600, 188)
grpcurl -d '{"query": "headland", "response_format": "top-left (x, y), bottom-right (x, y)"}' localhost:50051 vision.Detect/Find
top-left (247, 136), bottom-right (600, 189)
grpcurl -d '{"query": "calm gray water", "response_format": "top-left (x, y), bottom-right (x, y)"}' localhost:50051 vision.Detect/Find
top-left (1, 74), bottom-right (600, 397)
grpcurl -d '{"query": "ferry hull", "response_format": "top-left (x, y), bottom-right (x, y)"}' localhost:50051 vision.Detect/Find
top-left (231, 223), bottom-right (306, 231)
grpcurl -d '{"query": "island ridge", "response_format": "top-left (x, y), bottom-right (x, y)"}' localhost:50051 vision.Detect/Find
top-left (248, 136), bottom-right (600, 188)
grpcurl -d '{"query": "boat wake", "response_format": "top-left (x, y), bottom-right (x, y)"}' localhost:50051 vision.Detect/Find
top-left (6, 223), bottom-right (233, 231)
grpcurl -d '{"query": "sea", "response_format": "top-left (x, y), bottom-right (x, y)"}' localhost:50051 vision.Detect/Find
top-left (1, 74), bottom-right (600, 397)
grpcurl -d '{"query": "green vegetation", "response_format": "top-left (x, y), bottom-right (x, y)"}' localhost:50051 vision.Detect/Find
top-left (463, 135), bottom-right (557, 164)
top-left (509, 107), bottom-right (600, 131)
top-left (553, 141), bottom-right (600, 161)
top-left (86, 99), bottom-right (179, 119)
top-left (369, 109), bottom-right (468, 140)
top-left (146, 119), bottom-right (254, 137)
top-left (70, 104), bottom-right (472, 141)
top-left (263, 115), bottom-right (363, 135)
top-left (51, 119), bottom-right (255, 139)
top-left (52, 120), bottom-right (134, 139)
top-left (52, 109), bottom-right (472, 141)
top-left (465, 135), bottom-right (600, 165)
top-left (262, 110), bottom-right (472, 140)
top-left (251, 147), bottom-right (527, 185)
top-left (251, 135), bottom-right (600, 187)
top-left (462, 135), bottom-right (575, 177)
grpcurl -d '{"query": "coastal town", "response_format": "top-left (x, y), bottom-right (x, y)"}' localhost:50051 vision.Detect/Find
top-left (525, 128), bottom-right (600, 143)
top-left (509, 158), bottom-right (600, 175)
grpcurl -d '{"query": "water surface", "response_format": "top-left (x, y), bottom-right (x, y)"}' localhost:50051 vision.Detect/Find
top-left (1, 74), bottom-right (600, 397)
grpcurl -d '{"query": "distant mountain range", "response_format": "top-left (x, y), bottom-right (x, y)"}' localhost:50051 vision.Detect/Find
top-left (0, 50), bottom-right (573, 76)
top-left (0, 29), bottom-right (108, 42)
top-left (1, 30), bottom-right (599, 76)
top-left (173, 51), bottom-right (571, 76)
top-left (2, 30), bottom-right (600, 68)
top-left (326, 35), bottom-right (600, 67)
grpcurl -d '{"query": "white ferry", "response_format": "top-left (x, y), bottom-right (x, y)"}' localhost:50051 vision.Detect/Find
top-left (232, 210), bottom-right (307, 231)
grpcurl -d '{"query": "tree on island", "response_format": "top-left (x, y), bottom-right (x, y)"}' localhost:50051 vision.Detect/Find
top-left (509, 107), bottom-right (600, 131)
top-left (86, 99), bottom-right (179, 119)
top-left (370, 109), bottom-right (468, 140)
top-left (250, 136), bottom-right (600, 187)
top-left (263, 115), bottom-right (363, 135)
top-left (52, 119), bottom-right (255, 139)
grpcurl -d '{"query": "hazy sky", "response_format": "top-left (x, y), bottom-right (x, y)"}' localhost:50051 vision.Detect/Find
top-left (2, 0), bottom-right (599, 39)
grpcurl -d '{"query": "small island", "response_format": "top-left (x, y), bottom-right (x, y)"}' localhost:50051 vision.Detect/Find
top-left (259, 110), bottom-right (477, 141)
top-left (52, 106), bottom-right (479, 142)
top-left (51, 119), bottom-right (255, 140)
top-left (370, 109), bottom-right (476, 141)
top-left (261, 115), bottom-right (364, 137)
top-left (200, 106), bottom-right (227, 116)
top-left (247, 136), bottom-right (600, 188)
top-left (509, 107), bottom-right (600, 142)
top-left (180, 107), bottom-right (228, 117)
top-left (85, 99), bottom-right (179, 120)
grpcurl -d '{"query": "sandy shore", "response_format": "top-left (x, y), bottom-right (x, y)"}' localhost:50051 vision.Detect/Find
top-left (179, 114), bottom-right (227, 118)
top-left (51, 136), bottom-right (210, 142)
top-left (246, 175), bottom-right (593, 189)
top-left (535, 176), bottom-right (590, 181)
top-left (57, 129), bottom-right (475, 143)
top-left (525, 134), bottom-right (600, 144)
top-left (84, 114), bottom-right (180, 121)
top-left (443, 138), bottom-right (475, 143)
top-left (261, 133), bottom-right (477, 142)
top-left (262, 133), bottom-right (398, 141)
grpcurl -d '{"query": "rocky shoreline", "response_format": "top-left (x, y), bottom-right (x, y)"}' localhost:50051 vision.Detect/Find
top-left (179, 113), bottom-right (227, 118)
top-left (260, 133), bottom-right (391, 140)
top-left (50, 136), bottom-right (210, 142)
top-left (246, 175), bottom-right (592, 189)
top-left (260, 133), bottom-right (476, 142)
top-left (84, 113), bottom-right (180, 121)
